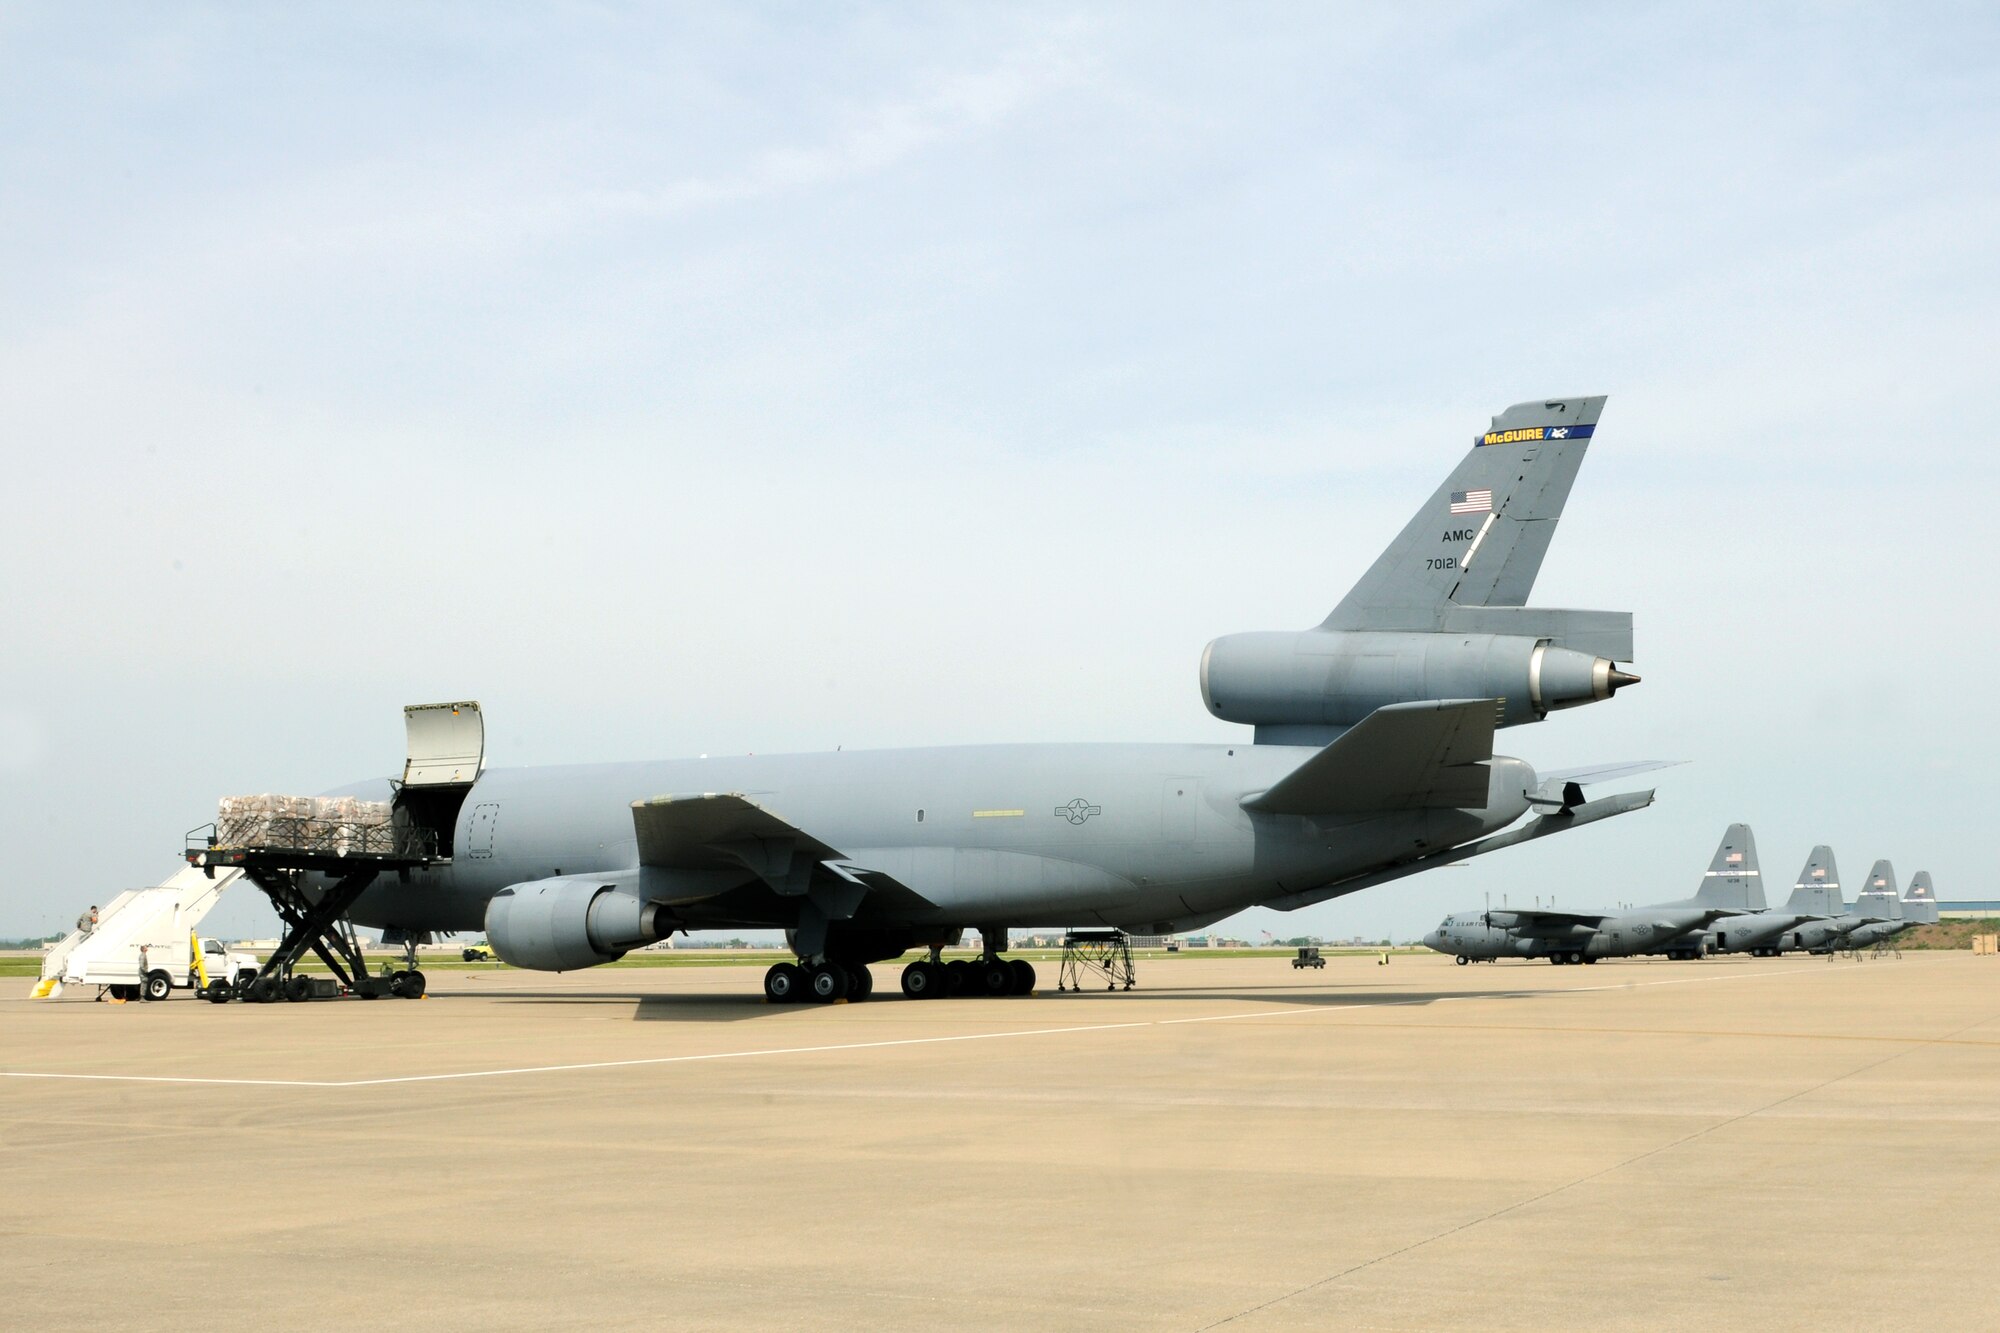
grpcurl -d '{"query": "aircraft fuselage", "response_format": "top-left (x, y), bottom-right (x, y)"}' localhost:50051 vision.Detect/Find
top-left (331, 744), bottom-right (1537, 937)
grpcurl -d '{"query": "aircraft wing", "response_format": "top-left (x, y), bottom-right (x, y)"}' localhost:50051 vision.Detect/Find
top-left (1244, 699), bottom-right (1496, 815)
top-left (630, 793), bottom-right (936, 910)
top-left (1492, 908), bottom-right (1609, 933)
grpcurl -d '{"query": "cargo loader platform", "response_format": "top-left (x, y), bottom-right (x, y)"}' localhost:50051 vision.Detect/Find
top-left (176, 701), bottom-right (486, 1005)
top-left (184, 820), bottom-right (440, 1002)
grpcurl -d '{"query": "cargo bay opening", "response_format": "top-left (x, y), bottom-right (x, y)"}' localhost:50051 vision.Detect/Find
top-left (394, 700), bottom-right (485, 857)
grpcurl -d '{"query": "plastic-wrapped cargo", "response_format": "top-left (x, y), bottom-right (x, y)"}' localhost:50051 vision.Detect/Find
top-left (215, 793), bottom-right (396, 854)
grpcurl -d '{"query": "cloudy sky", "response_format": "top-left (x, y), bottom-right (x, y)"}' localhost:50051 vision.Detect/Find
top-left (3, 4), bottom-right (1995, 943)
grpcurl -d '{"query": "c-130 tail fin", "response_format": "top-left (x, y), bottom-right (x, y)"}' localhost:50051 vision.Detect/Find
top-left (1782, 846), bottom-right (1843, 915)
top-left (1688, 823), bottom-right (1765, 911)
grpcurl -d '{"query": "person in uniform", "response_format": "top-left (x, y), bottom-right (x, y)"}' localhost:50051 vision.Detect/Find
top-left (76, 905), bottom-right (98, 936)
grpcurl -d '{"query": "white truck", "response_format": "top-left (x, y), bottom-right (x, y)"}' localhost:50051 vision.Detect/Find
top-left (37, 866), bottom-right (259, 1001)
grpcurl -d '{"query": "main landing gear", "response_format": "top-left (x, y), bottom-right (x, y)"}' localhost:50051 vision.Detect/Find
top-left (898, 955), bottom-right (1034, 999)
top-left (763, 958), bottom-right (876, 1005)
top-left (896, 940), bottom-right (1035, 1000)
top-left (764, 929), bottom-right (1037, 1005)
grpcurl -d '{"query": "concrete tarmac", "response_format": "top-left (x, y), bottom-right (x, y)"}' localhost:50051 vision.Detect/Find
top-left (5, 952), bottom-right (1997, 1329)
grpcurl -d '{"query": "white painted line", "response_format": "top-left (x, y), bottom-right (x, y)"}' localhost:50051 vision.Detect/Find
top-left (0, 963), bottom-right (1842, 1091)
top-left (0, 1020), bottom-right (1154, 1089)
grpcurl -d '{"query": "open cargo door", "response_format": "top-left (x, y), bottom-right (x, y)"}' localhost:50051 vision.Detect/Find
top-left (404, 701), bottom-right (484, 786)
top-left (396, 701), bottom-right (484, 856)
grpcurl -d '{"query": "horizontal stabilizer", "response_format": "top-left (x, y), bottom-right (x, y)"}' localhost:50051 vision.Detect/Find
top-left (1273, 786), bottom-right (1656, 911)
top-left (1538, 760), bottom-right (1686, 786)
top-left (1530, 759), bottom-right (1684, 811)
top-left (1243, 699), bottom-right (1496, 816)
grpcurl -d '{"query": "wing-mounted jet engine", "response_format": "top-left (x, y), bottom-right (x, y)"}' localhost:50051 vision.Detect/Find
top-left (485, 875), bottom-right (680, 972)
top-left (1201, 396), bottom-right (1638, 745)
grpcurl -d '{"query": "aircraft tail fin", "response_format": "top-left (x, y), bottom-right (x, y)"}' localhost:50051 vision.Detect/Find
top-left (1323, 396), bottom-right (1610, 631)
top-left (1854, 859), bottom-right (1901, 920)
top-left (1686, 823), bottom-right (1764, 911)
top-left (1782, 846), bottom-right (1842, 915)
top-left (1903, 870), bottom-right (1939, 925)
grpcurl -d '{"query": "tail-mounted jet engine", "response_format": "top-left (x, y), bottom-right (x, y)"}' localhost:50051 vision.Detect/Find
top-left (485, 876), bottom-right (676, 971)
top-left (1199, 630), bottom-right (1638, 733)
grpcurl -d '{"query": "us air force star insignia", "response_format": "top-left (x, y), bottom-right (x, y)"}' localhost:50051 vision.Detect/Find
top-left (1055, 798), bottom-right (1102, 824)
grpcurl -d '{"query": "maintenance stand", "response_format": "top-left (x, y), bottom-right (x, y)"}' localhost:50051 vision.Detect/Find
top-left (1058, 929), bottom-right (1136, 992)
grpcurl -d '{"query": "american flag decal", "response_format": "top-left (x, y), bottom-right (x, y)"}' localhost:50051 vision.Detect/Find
top-left (1726, 852), bottom-right (1744, 864)
top-left (1449, 488), bottom-right (1493, 515)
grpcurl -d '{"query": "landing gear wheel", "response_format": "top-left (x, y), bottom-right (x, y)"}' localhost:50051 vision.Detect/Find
top-left (979, 959), bottom-right (1014, 997)
top-left (1455, 955), bottom-right (1469, 966)
top-left (402, 970), bottom-right (426, 999)
top-left (764, 963), bottom-right (803, 1004)
top-left (944, 959), bottom-right (972, 996)
top-left (203, 980), bottom-right (232, 1003)
top-left (284, 976), bottom-right (311, 1002)
top-left (901, 961), bottom-right (943, 999)
top-left (109, 984), bottom-right (136, 1001)
top-left (843, 965), bottom-right (872, 1002)
top-left (142, 971), bottom-right (173, 1002)
top-left (1567, 951), bottom-right (1584, 965)
top-left (1008, 959), bottom-right (1036, 995)
top-left (249, 976), bottom-right (280, 1004)
top-left (389, 969), bottom-right (412, 998)
top-left (806, 962), bottom-right (849, 1003)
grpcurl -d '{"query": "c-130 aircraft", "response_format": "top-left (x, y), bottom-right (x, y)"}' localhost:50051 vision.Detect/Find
top-left (240, 396), bottom-right (1659, 1005)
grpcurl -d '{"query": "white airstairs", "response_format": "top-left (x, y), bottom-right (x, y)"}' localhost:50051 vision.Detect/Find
top-left (32, 864), bottom-right (244, 999)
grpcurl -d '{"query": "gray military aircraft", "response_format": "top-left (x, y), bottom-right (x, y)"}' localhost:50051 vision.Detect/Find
top-left (1902, 871), bottom-right (1940, 926)
top-left (1690, 831), bottom-right (1843, 957)
top-left (1421, 823), bottom-right (1752, 965)
top-left (1839, 862), bottom-right (1911, 950)
top-left (1712, 844), bottom-right (1843, 954)
top-left (215, 396), bottom-right (1662, 1004)
top-left (1770, 846), bottom-right (1862, 954)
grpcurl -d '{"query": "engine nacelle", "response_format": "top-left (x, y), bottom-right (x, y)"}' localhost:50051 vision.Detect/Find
top-left (1199, 630), bottom-right (1636, 730)
top-left (484, 876), bottom-right (673, 972)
